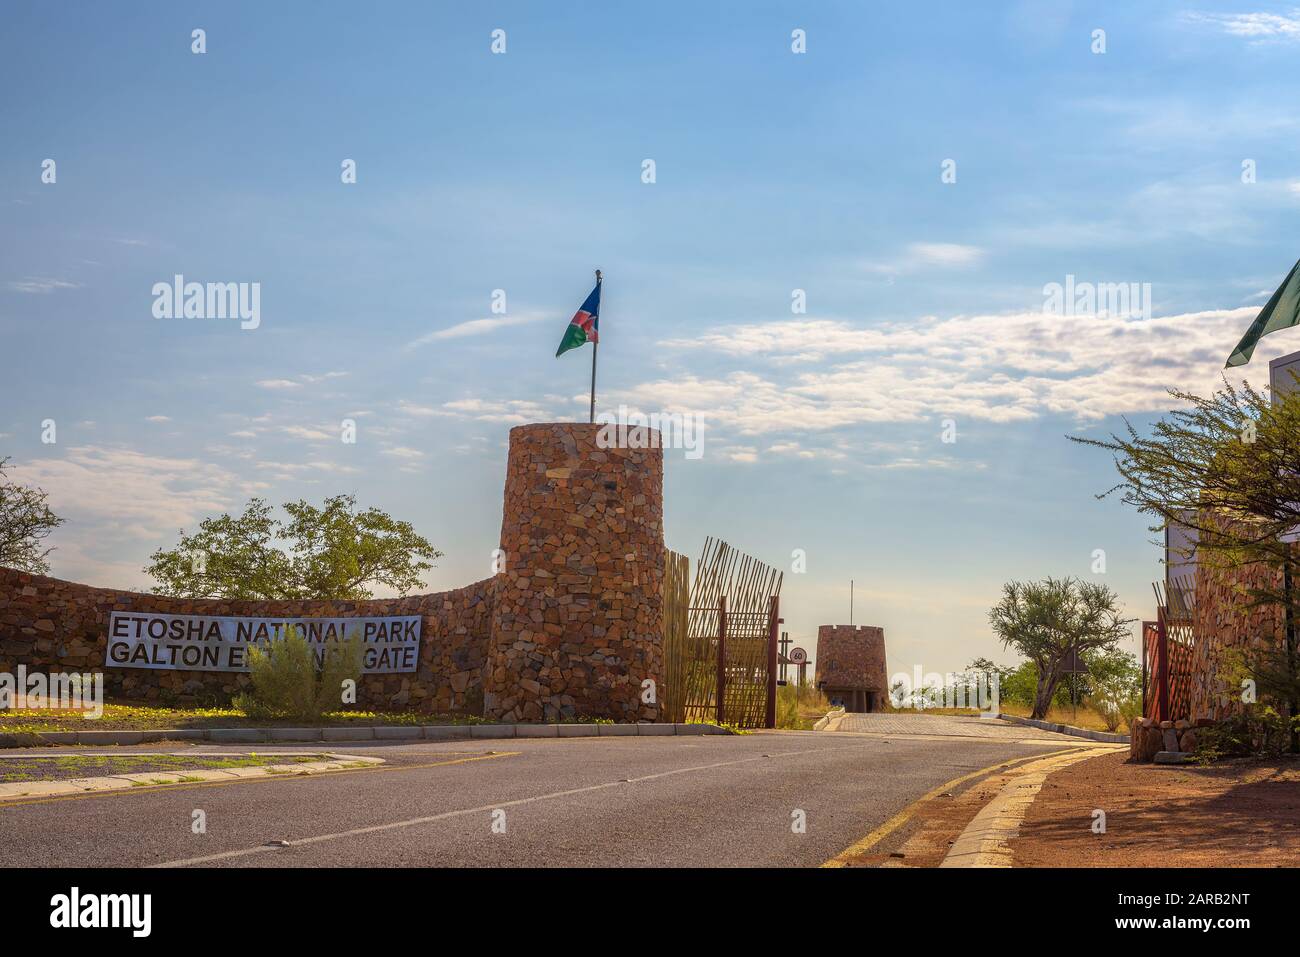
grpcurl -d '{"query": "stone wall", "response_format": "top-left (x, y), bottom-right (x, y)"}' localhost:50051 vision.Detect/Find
top-left (0, 567), bottom-right (494, 713)
top-left (1129, 716), bottom-right (1212, 762)
top-left (1190, 559), bottom-right (1285, 721)
top-left (0, 421), bottom-right (669, 722)
top-left (484, 423), bottom-right (664, 722)
top-left (815, 624), bottom-right (888, 711)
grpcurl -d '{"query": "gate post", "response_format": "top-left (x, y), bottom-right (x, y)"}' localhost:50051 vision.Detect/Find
top-left (765, 595), bottom-right (780, 729)
top-left (1155, 607), bottom-right (1170, 722)
top-left (716, 595), bottom-right (727, 725)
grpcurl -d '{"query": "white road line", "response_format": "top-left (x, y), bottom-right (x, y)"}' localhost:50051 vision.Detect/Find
top-left (150, 744), bottom-right (860, 868)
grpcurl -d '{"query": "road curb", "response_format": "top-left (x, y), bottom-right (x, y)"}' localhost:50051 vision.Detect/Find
top-left (813, 708), bottom-right (845, 732)
top-left (0, 753), bottom-right (386, 803)
top-left (995, 714), bottom-right (1129, 744)
top-left (940, 747), bottom-right (1116, 867)
top-left (0, 721), bottom-right (733, 748)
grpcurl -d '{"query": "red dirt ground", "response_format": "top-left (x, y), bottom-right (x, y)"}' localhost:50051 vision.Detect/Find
top-left (1012, 750), bottom-right (1300, 867)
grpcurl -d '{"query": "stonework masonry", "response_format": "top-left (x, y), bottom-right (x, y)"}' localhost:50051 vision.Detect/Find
top-left (484, 423), bottom-right (664, 722)
top-left (0, 570), bottom-right (492, 712)
top-left (0, 422), bottom-right (667, 721)
top-left (815, 624), bottom-right (888, 713)
top-left (1190, 558), bottom-right (1286, 721)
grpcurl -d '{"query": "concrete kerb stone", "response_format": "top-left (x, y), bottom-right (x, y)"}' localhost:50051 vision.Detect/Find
top-left (207, 729), bottom-right (269, 744)
top-left (371, 726), bottom-right (422, 740)
top-left (515, 724), bottom-right (559, 738)
top-left (0, 722), bottom-right (734, 748)
top-left (637, 723), bottom-right (675, 736)
top-left (0, 755), bottom-right (387, 803)
top-left (996, 713), bottom-right (1129, 744)
top-left (34, 731), bottom-right (78, 745)
top-left (422, 725), bottom-right (472, 740)
top-left (141, 730), bottom-right (207, 743)
top-left (268, 728), bottom-right (323, 742)
top-left (596, 724), bottom-right (638, 736)
top-left (813, 708), bottom-right (846, 732)
top-left (941, 747), bottom-right (1117, 867)
top-left (675, 723), bottom-right (729, 735)
top-left (321, 727), bottom-right (375, 742)
top-left (470, 724), bottom-right (517, 739)
top-left (75, 731), bottom-right (146, 746)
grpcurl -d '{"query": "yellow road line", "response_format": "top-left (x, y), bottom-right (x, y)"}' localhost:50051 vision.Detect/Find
top-left (820, 746), bottom-right (1089, 868)
top-left (0, 751), bottom-right (519, 809)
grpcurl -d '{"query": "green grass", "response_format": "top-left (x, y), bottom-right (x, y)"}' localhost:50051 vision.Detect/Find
top-left (994, 701), bottom-right (1123, 732)
top-left (777, 683), bottom-right (833, 730)
top-left (0, 699), bottom-right (486, 734)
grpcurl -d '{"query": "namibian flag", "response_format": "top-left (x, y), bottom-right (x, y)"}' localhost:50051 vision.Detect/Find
top-left (555, 279), bottom-right (601, 357)
top-left (1227, 258), bottom-right (1300, 367)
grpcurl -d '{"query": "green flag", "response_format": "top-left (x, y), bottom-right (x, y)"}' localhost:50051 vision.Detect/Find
top-left (1227, 258), bottom-right (1300, 367)
top-left (555, 280), bottom-right (601, 357)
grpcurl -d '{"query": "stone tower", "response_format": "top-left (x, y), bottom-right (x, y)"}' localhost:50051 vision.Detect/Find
top-left (483, 423), bottom-right (665, 722)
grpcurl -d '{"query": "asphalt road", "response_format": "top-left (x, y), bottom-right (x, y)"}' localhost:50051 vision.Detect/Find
top-left (0, 728), bottom-right (1072, 867)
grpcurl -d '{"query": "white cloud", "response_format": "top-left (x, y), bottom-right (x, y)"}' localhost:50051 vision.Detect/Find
top-left (862, 242), bottom-right (985, 276)
top-left (394, 400), bottom-right (447, 418)
top-left (257, 372), bottom-right (348, 390)
top-left (9, 447), bottom-right (242, 570)
top-left (404, 311), bottom-right (547, 350)
top-left (8, 277), bottom-right (82, 294)
top-left (438, 398), bottom-right (554, 423)
top-left (1184, 10), bottom-right (1300, 40)
top-left (280, 425), bottom-right (335, 442)
top-left (647, 306), bottom-right (1266, 431)
top-left (381, 446), bottom-right (424, 460)
top-left (255, 459), bottom-right (358, 474)
top-left (907, 242), bottom-right (985, 266)
top-left (145, 415), bottom-right (171, 423)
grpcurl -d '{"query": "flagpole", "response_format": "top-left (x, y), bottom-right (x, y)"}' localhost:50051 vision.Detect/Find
top-left (589, 269), bottom-right (601, 423)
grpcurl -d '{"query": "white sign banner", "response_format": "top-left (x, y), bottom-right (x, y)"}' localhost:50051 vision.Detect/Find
top-left (106, 612), bottom-right (421, 674)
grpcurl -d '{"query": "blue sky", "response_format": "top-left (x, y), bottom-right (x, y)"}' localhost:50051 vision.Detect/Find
top-left (5, 1), bottom-right (1300, 675)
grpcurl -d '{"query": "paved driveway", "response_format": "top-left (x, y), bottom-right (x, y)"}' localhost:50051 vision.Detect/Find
top-left (833, 712), bottom-right (1084, 743)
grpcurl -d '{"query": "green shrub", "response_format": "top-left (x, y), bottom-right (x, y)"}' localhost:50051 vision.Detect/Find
top-left (1116, 694), bottom-right (1143, 733)
top-left (1195, 705), bottom-right (1300, 763)
top-left (233, 626), bottom-right (365, 721)
top-left (775, 681), bottom-right (830, 729)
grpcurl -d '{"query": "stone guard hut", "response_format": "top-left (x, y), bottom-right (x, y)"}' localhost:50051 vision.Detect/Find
top-left (815, 624), bottom-right (888, 713)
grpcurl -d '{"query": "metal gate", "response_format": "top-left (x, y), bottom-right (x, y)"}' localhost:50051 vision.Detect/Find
top-left (663, 537), bottom-right (783, 728)
top-left (660, 548), bottom-right (691, 724)
top-left (1145, 575), bottom-right (1195, 721)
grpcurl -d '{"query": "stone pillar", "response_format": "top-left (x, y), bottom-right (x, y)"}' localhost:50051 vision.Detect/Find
top-left (484, 423), bottom-right (664, 722)
top-left (814, 624), bottom-right (888, 713)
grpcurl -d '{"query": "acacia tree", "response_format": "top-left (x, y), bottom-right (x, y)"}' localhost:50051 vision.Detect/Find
top-left (0, 457), bottom-right (64, 574)
top-left (988, 577), bottom-right (1134, 719)
top-left (145, 494), bottom-right (442, 600)
top-left (1070, 378), bottom-right (1300, 749)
